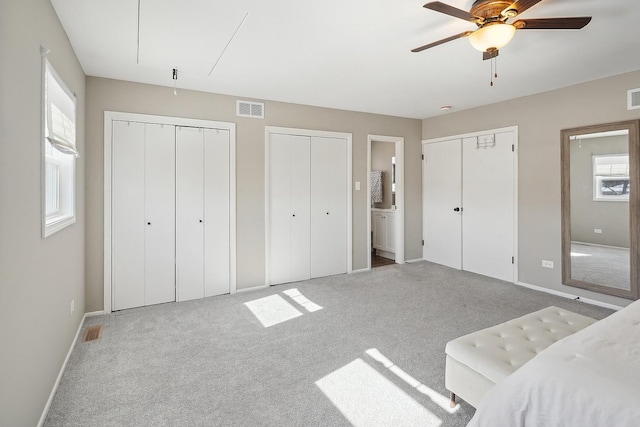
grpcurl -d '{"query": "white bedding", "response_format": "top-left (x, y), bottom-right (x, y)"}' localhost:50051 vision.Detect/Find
top-left (468, 300), bottom-right (640, 427)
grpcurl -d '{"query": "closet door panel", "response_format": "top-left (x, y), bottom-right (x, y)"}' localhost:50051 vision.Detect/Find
top-left (462, 132), bottom-right (515, 282)
top-left (422, 139), bottom-right (462, 270)
top-left (310, 137), bottom-right (347, 278)
top-left (289, 137), bottom-right (311, 282)
top-left (112, 121), bottom-right (146, 310)
top-left (144, 124), bottom-right (176, 306)
top-left (204, 128), bottom-right (231, 297)
top-left (176, 127), bottom-right (205, 301)
top-left (268, 134), bottom-right (293, 285)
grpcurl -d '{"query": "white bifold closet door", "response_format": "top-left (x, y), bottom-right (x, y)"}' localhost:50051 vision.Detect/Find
top-left (269, 134), bottom-right (311, 285)
top-left (176, 126), bottom-right (230, 302)
top-left (112, 121), bottom-right (176, 311)
top-left (268, 133), bottom-right (348, 285)
top-left (310, 136), bottom-right (347, 278)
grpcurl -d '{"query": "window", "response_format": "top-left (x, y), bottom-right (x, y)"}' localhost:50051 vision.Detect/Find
top-left (42, 59), bottom-right (78, 237)
top-left (593, 154), bottom-right (630, 201)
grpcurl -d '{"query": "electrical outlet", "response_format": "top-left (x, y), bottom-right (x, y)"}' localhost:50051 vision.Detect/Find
top-left (542, 260), bottom-right (554, 269)
top-left (355, 181), bottom-right (361, 191)
top-left (70, 299), bottom-right (75, 315)
top-left (594, 228), bottom-right (602, 234)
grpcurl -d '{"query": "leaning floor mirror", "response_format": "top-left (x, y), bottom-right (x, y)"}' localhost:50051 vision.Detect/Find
top-left (561, 120), bottom-right (640, 300)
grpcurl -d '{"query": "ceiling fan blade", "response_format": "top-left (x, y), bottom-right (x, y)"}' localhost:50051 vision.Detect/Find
top-left (483, 49), bottom-right (499, 61)
top-left (501, 0), bottom-right (544, 17)
top-left (412, 31), bottom-right (473, 53)
top-left (514, 17), bottom-right (592, 30)
top-left (423, 2), bottom-right (480, 22)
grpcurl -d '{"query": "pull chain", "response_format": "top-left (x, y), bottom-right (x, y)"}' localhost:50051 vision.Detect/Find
top-left (490, 58), bottom-right (494, 87)
top-left (489, 56), bottom-right (499, 87)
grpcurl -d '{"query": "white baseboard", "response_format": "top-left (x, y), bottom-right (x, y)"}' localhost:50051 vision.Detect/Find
top-left (37, 312), bottom-right (88, 427)
top-left (236, 284), bottom-right (269, 294)
top-left (85, 310), bottom-right (105, 318)
top-left (350, 267), bottom-right (371, 274)
top-left (405, 258), bottom-right (423, 264)
top-left (517, 281), bottom-right (623, 311)
top-left (375, 249), bottom-right (395, 260)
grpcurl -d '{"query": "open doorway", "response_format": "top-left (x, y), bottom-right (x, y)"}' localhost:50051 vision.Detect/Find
top-left (367, 135), bottom-right (405, 269)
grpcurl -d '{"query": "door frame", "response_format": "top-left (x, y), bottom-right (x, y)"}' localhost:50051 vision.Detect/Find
top-left (367, 135), bottom-right (405, 269)
top-left (104, 111), bottom-right (237, 314)
top-left (421, 126), bottom-right (519, 283)
top-left (264, 126), bottom-right (353, 286)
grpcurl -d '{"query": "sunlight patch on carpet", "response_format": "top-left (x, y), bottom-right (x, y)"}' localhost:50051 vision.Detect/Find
top-left (366, 348), bottom-right (460, 414)
top-left (283, 288), bottom-right (323, 312)
top-left (316, 358), bottom-right (442, 427)
top-left (244, 295), bottom-right (303, 327)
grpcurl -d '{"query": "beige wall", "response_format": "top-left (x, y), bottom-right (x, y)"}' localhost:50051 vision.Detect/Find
top-left (570, 135), bottom-right (629, 248)
top-left (371, 140), bottom-right (395, 209)
top-left (0, 1), bottom-right (86, 425)
top-left (423, 70), bottom-right (640, 308)
top-left (85, 77), bottom-right (423, 311)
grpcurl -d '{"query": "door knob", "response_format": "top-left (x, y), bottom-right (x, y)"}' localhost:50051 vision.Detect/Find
top-left (453, 207), bottom-right (460, 212)
top-left (199, 219), bottom-right (203, 223)
top-left (147, 222), bottom-right (151, 225)
top-left (292, 214), bottom-right (296, 217)
top-left (326, 212), bottom-right (330, 215)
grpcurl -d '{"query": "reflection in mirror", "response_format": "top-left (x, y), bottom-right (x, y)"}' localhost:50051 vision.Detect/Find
top-left (569, 131), bottom-right (629, 289)
top-left (561, 121), bottom-right (640, 300)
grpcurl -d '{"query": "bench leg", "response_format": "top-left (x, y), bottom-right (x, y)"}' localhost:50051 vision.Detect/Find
top-left (450, 392), bottom-right (456, 408)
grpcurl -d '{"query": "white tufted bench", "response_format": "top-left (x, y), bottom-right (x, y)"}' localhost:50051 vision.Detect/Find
top-left (445, 306), bottom-right (596, 409)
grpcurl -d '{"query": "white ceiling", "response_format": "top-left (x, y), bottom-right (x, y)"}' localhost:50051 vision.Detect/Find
top-left (51, 0), bottom-right (640, 119)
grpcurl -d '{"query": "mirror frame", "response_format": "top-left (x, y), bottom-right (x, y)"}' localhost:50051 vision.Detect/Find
top-left (561, 120), bottom-right (640, 300)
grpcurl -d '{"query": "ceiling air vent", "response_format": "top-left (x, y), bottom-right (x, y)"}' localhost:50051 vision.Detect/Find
top-left (628, 88), bottom-right (640, 110)
top-left (237, 100), bottom-right (264, 119)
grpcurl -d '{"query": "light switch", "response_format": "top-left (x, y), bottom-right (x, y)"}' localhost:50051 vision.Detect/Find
top-left (355, 181), bottom-right (361, 191)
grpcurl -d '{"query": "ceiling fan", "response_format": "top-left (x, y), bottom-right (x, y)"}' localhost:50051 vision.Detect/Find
top-left (412, 0), bottom-right (592, 60)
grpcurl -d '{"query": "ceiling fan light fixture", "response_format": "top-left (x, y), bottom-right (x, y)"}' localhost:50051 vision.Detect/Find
top-left (468, 23), bottom-right (516, 52)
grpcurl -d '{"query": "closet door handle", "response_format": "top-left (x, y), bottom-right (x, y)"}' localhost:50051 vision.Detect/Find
top-left (199, 219), bottom-right (203, 223)
top-left (453, 207), bottom-right (460, 212)
top-left (326, 212), bottom-right (330, 215)
top-left (292, 214), bottom-right (296, 217)
top-left (147, 222), bottom-right (151, 225)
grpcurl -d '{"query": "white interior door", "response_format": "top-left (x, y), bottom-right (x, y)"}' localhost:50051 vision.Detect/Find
top-left (112, 121), bottom-right (145, 310)
top-left (203, 128), bottom-right (230, 297)
top-left (462, 132), bottom-right (515, 282)
top-left (289, 137), bottom-right (311, 282)
top-left (268, 134), bottom-right (311, 285)
top-left (422, 139), bottom-right (462, 269)
top-left (310, 137), bottom-right (347, 278)
top-left (144, 124), bottom-right (176, 306)
top-left (268, 134), bottom-right (293, 285)
top-left (176, 126), bottom-right (205, 301)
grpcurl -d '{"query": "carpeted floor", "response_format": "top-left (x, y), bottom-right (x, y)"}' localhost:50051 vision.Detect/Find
top-left (571, 242), bottom-right (630, 290)
top-left (45, 261), bottom-right (613, 427)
